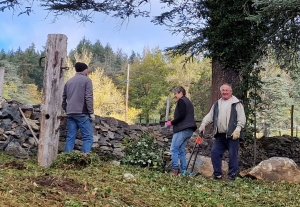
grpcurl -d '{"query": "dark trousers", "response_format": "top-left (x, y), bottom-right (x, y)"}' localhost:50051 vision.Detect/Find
top-left (211, 133), bottom-right (239, 176)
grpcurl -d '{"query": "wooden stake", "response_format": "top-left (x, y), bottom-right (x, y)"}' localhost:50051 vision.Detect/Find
top-left (18, 107), bottom-right (39, 145)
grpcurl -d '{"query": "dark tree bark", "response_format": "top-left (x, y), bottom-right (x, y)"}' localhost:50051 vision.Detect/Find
top-left (210, 57), bottom-right (241, 106)
top-left (203, 57), bottom-right (241, 134)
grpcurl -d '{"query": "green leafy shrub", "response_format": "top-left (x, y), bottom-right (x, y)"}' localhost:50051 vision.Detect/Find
top-left (50, 151), bottom-right (100, 170)
top-left (120, 132), bottom-right (165, 170)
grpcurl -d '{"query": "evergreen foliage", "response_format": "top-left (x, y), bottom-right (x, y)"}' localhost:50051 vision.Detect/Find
top-left (248, 0), bottom-right (300, 71)
top-left (68, 38), bottom-right (128, 73)
top-left (254, 51), bottom-right (300, 134)
top-left (120, 132), bottom-right (165, 171)
top-left (152, 1), bottom-right (270, 111)
top-left (0, 60), bottom-right (41, 104)
top-left (1, 43), bottom-right (45, 90)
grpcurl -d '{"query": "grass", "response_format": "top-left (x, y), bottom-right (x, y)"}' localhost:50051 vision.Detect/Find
top-left (0, 152), bottom-right (299, 207)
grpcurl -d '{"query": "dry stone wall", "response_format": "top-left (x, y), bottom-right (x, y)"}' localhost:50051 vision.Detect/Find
top-left (1, 99), bottom-right (300, 172)
top-left (0, 99), bottom-right (176, 160)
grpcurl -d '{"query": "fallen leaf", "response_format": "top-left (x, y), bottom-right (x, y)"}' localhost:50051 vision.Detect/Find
top-left (84, 181), bottom-right (88, 191)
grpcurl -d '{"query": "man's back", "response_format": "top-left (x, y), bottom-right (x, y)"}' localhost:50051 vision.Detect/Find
top-left (62, 73), bottom-right (93, 115)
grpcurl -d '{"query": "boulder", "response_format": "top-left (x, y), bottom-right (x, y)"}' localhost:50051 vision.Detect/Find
top-left (197, 156), bottom-right (228, 178)
top-left (243, 157), bottom-right (300, 184)
top-left (185, 154), bottom-right (228, 178)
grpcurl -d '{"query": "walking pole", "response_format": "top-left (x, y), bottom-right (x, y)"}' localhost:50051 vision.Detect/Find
top-left (186, 140), bottom-right (198, 171)
top-left (186, 132), bottom-right (203, 176)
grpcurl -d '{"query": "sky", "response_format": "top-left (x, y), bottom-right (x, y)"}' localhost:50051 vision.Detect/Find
top-left (0, 2), bottom-right (184, 56)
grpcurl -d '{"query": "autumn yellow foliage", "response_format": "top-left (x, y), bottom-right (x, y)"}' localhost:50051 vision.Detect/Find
top-left (65, 49), bottom-right (140, 124)
top-left (89, 68), bottom-right (140, 124)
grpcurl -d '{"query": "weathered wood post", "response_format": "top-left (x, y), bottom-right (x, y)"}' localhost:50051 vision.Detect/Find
top-left (0, 67), bottom-right (5, 98)
top-left (165, 95), bottom-right (170, 127)
top-left (38, 34), bottom-right (68, 167)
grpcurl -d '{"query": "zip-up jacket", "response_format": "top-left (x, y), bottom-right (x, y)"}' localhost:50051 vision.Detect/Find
top-left (201, 96), bottom-right (246, 138)
top-left (62, 72), bottom-right (94, 115)
top-left (171, 96), bottom-right (197, 133)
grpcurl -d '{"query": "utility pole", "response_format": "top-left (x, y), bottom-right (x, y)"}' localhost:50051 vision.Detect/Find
top-left (125, 64), bottom-right (130, 123)
top-left (0, 67), bottom-right (4, 98)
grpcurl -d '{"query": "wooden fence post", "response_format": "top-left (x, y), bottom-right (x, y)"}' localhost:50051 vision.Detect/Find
top-left (38, 34), bottom-right (68, 167)
top-left (0, 67), bottom-right (5, 98)
top-left (165, 95), bottom-right (170, 127)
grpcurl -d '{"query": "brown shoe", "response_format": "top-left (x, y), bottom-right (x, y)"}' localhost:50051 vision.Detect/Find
top-left (172, 169), bottom-right (179, 176)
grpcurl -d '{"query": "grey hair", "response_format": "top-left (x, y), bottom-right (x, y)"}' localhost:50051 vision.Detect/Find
top-left (220, 83), bottom-right (232, 91)
top-left (171, 86), bottom-right (186, 96)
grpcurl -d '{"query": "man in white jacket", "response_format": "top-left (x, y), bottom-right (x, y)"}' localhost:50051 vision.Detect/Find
top-left (199, 83), bottom-right (246, 181)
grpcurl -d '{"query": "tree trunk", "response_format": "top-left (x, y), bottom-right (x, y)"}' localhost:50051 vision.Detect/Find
top-left (210, 57), bottom-right (241, 106)
top-left (146, 113), bottom-right (150, 126)
top-left (205, 58), bottom-right (241, 133)
top-left (38, 34), bottom-right (68, 167)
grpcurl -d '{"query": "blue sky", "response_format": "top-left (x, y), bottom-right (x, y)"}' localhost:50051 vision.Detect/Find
top-left (0, 2), bottom-right (184, 56)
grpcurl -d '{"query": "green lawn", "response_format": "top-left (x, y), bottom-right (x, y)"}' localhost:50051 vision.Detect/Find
top-left (0, 152), bottom-right (299, 207)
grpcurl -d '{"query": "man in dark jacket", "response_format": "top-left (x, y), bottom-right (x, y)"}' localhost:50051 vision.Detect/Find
top-left (167, 86), bottom-right (197, 175)
top-left (62, 62), bottom-right (95, 154)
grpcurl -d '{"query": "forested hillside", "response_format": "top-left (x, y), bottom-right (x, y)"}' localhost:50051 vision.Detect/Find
top-left (2, 36), bottom-right (300, 135)
top-left (0, 38), bottom-right (212, 124)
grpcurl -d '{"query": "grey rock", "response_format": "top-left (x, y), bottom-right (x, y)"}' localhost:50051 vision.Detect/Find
top-left (5, 141), bottom-right (29, 158)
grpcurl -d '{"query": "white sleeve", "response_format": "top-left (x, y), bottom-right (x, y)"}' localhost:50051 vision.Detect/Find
top-left (201, 105), bottom-right (214, 126)
top-left (235, 103), bottom-right (246, 131)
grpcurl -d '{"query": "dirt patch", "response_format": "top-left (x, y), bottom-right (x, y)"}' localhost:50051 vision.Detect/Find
top-left (0, 160), bottom-right (26, 170)
top-left (35, 176), bottom-right (86, 194)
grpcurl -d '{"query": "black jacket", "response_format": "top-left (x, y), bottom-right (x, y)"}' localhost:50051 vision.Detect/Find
top-left (171, 96), bottom-right (197, 133)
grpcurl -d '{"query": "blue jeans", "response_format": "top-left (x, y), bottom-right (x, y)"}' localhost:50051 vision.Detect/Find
top-left (170, 129), bottom-right (193, 171)
top-left (65, 115), bottom-right (93, 153)
top-left (211, 133), bottom-right (239, 176)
